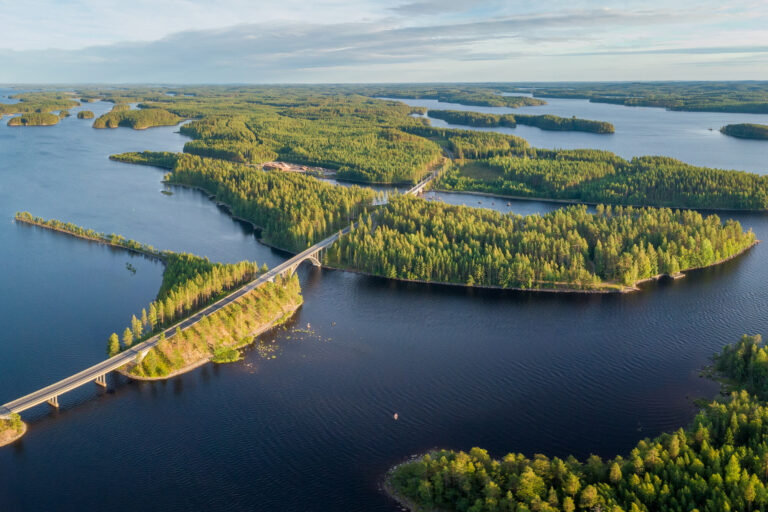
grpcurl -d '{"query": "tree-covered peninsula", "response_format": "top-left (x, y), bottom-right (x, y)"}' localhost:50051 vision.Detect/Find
top-left (112, 152), bottom-right (377, 251)
top-left (7, 112), bottom-right (60, 126)
top-left (0, 91), bottom-right (79, 117)
top-left (428, 110), bottom-right (615, 134)
top-left (387, 334), bottom-right (768, 512)
top-left (437, 152), bottom-right (768, 210)
top-left (721, 123), bottom-right (768, 140)
top-left (326, 195), bottom-right (756, 291)
top-left (92, 107), bottom-right (183, 129)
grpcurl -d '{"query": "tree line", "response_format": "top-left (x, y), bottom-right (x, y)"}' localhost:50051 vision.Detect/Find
top-left (325, 195), bottom-right (756, 290)
top-left (7, 112), bottom-right (60, 126)
top-left (92, 107), bottom-right (183, 129)
top-left (108, 252), bottom-right (268, 357)
top-left (437, 151), bottom-right (768, 210)
top-left (167, 154), bottom-right (376, 251)
top-left (428, 110), bottom-right (615, 134)
top-left (721, 124), bottom-right (768, 140)
top-left (130, 273), bottom-right (301, 378)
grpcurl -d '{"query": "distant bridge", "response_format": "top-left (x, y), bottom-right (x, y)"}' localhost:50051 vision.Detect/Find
top-left (1, 167), bottom-right (441, 420)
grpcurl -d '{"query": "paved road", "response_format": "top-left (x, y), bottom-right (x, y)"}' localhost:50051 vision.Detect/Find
top-left (0, 165), bottom-right (442, 419)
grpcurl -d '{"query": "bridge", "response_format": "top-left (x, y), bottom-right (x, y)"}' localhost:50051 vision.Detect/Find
top-left (0, 165), bottom-right (441, 421)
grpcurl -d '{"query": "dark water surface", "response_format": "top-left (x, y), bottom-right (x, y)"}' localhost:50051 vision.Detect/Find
top-left (383, 96), bottom-right (768, 174)
top-left (2, 90), bottom-right (768, 511)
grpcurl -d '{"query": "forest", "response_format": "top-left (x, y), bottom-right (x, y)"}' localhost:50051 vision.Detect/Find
top-left (77, 110), bottom-right (94, 119)
top-left (92, 107), bottom-right (183, 129)
top-left (388, 334), bottom-right (768, 512)
top-left (110, 151), bottom-right (179, 169)
top-left (129, 274), bottom-right (301, 378)
top-left (325, 195), bottom-right (756, 291)
top-left (7, 112), bottom-right (60, 126)
top-left (519, 81), bottom-right (768, 113)
top-left (0, 91), bottom-right (79, 116)
top-left (437, 152), bottom-right (768, 210)
top-left (109, 252), bottom-right (267, 358)
top-left (721, 123), bottom-right (768, 140)
top-left (165, 154), bottom-right (376, 251)
top-left (428, 110), bottom-right (615, 134)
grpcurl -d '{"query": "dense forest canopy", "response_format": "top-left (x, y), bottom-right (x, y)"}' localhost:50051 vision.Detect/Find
top-left (0, 91), bottom-right (79, 116)
top-left (7, 112), bottom-right (60, 126)
top-left (509, 81), bottom-right (768, 113)
top-left (162, 153), bottom-right (376, 251)
top-left (92, 107), bottom-right (183, 129)
top-left (721, 124), bottom-right (768, 140)
top-left (388, 334), bottom-right (768, 512)
top-left (437, 152), bottom-right (768, 210)
top-left (428, 109), bottom-right (615, 134)
top-left (326, 195), bottom-right (756, 291)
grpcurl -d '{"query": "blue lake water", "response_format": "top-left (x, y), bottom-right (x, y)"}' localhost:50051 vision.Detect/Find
top-left (382, 96), bottom-right (768, 174)
top-left (2, 89), bottom-right (768, 511)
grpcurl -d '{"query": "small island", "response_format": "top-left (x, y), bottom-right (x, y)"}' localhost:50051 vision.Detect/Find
top-left (428, 109), bottom-right (615, 134)
top-left (7, 112), bottom-right (60, 126)
top-left (0, 414), bottom-right (26, 448)
top-left (720, 123), bottom-right (768, 140)
top-left (92, 108), bottom-right (183, 129)
top-left (77, 110), bottom-right (94, 119)
top-left (58, 109), bottom-right (71, 118)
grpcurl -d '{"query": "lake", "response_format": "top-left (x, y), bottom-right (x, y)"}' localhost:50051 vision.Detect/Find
top-left (2, 90), bottom-right (768, 511)
top-left (382, 96), bottom-right (768, 174)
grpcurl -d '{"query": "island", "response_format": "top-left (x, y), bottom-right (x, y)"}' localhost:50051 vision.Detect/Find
top-left (77, 110), bottom-right (94, 119)
top-left (58, 109), bottom-right (71, 118)
top-left (386, 334), bottom-right (768, 512)
top-left (428, 109), bottom-right (615, 134)
top-left (92, 107), bottom-right (183, 129)
top-left (325, 194), bottom-right (757, 292)
top-left (7, 112), bottom-right (60, 126)
top-left (721, 123), bottom-right (768, 140)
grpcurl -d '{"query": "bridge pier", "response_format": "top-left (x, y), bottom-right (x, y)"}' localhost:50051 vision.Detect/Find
top-left (47, 396), bottom-right (59, 408)
top-left (94, 374), bottom-right (107, 388)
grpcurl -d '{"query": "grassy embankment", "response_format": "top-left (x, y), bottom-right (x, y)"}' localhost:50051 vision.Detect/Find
top-left (0, 414), bottom-right (26, 448)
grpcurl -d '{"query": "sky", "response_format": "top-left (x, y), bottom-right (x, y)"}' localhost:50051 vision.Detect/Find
top-left (0, 0), bottom-right (766, 83)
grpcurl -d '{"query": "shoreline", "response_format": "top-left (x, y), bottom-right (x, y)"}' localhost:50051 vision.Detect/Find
top-left (14, 217), bottom-right (165, 262)
top-left (0, 422), bottom-right (27, 448)
top-left (120, 299), bottom-right (302, 382)
top-left (429, 187), bottom-right (768, 214)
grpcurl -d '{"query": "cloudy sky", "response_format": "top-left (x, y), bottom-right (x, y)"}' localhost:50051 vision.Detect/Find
top-left (0, 0), bottom-right (766, 83)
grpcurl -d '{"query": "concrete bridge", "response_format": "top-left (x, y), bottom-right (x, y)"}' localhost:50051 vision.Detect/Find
top-left (0, 167), bottom-right (439, 421)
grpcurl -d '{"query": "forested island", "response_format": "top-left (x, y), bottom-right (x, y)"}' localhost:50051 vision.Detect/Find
top-left (519, 81), bottom-right (768, 113)
top-left (77, 110), bottom-right (94, 119)
top-left (0, 91), bottom-right (79, 117)
top-left (436, 152), bottom-right (768, 210)
top-left (387, 334), bottom-right (768, 512)
top-left (428, 110), bottom-right (615, 134)
top-left (92, 107), bottom-right (183, 129)
top-left (7, 112), bottom-right (60, 126)
top-left (113, 152), bottom-right (377, 251)
top-left (326, 195), bottom-right (756, 292)
top-left (721, 123), bottom-right (768, 140)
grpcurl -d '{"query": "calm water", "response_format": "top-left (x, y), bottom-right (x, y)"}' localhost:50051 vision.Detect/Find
top-left (2, 90), bottom-right (768, 511)
top-left (382, 96), bottom-right (768, 174)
